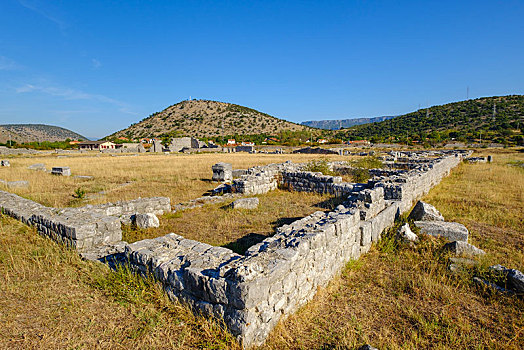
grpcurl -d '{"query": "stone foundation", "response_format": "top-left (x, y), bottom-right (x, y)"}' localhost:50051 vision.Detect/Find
top-left (0, 149), bottom-right (471, 348)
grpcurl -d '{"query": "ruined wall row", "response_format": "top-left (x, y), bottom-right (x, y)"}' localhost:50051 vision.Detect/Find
top-left (0, 192), bottom-right (171, 251)
top-left (127, 151), bottom-right (469, 347)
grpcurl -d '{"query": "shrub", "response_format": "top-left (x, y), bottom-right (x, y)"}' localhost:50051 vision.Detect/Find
top-left (73, 187), bottom-right (86, 199)
top-left (345, 156), bottom-right (384, 183)
top-left (350, 167), bottom-right (370, 183)
top-left (349, 156), bottom-right (383, 169)
top-left (304, 159), bottom-right (335, 175)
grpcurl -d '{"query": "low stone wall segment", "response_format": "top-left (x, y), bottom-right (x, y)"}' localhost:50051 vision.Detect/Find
top-left (0, 192), bottom-right (170, 251)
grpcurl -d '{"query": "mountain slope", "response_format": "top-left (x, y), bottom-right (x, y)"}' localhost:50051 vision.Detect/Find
top-left (0, 124), bottom-right (88, 143)
top-left (336, 95), bottom-right (524, 144)
top-left (110, 100), bottom-right (308, 139)
top-left (302, 115), bottom-right (396, 130)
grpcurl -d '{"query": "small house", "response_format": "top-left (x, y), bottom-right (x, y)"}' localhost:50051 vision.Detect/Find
top-left (78, 141), bottom-right (117, 151)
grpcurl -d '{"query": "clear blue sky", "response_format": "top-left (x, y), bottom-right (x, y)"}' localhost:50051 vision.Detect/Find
top-left (0, 0), bottom-right (523, 139)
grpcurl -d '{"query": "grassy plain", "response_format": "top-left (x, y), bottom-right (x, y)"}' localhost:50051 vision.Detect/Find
top-left (0, 148), bottom-right (523, 349)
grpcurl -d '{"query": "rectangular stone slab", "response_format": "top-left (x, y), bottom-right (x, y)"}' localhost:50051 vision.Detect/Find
top-left (414, 221), bottom-right (469, 242)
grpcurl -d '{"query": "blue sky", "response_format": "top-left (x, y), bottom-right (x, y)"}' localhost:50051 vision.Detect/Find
top-left (0, 0), bottom-right (523, 139)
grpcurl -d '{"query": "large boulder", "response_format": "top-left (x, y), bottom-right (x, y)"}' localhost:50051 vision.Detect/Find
top-left (0, 160), bottom-right (10, 167)
top-left (132, 213), bottom-right (160, 228)
top-left (444, 241), bottom-right (485, 257)
top-left (414, 221), bottom-right (468, 242)
top-left (230, 197), bottom-right (259, 210)
top-left (409, 201), bottom-right (444, 221)
top-left (397, 223), bottom-right (418, 243)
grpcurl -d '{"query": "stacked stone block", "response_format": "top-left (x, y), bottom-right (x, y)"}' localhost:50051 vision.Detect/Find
top-left (281, 171), bottom-right (353, 196)
top-left (0, 190), bottom-right (121, 251)
top-left (212, 162), bottom-right (233, 182)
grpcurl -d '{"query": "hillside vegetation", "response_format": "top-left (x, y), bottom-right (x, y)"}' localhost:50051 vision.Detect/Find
top-left (110, 100), bottom-right (309, 140)
top-left (0, 124), bottom-right (87, 143)
top-left (335, 95), bottom-right (524, 145)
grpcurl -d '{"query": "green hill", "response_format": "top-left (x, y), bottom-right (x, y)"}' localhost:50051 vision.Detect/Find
top-left (334, 95), bottom-right (524, 145)
top-left (0, 124), bottom-right (88, 143)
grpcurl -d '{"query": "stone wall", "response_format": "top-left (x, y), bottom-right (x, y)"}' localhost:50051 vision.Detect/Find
top-left (125, 150), bottom-right (469, 347)
top-left (0, 192), bottom-right (170, 251)
top-left (232, 161), bottom-right (300, 195)
top-left (0, 190), bottom-right (121, 251)
top-left (169, 137), bottom-right (200, 152)
top-left (282, 170), bottom-right (354, 196)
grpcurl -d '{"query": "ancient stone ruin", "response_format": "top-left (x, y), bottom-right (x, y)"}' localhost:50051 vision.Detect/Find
top-left (51, 166), bottom-right (72, 176)
top-left (0, 149), bottom-right (472, 348)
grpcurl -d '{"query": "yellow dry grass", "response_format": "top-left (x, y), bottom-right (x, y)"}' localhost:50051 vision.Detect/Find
top-left (0, 152), bottom-right (348, 247)
top-left (124, 189), bottom-right (336, 252)
top-left (0, 152), bottom-right (348, 207)
top-left (0, 215), bottom-right (240, 350)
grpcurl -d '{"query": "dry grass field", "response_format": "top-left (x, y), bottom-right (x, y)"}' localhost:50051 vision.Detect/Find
top-left (0, 152), bottom-right (346, 248)
top-left (0, 152), bottom-right (348, 207)
top-left (0, 148), bottom-right (523, 349)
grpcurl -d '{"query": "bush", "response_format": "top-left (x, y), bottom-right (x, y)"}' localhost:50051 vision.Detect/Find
top-left (73, 187), bottom-right (86, 199)
top-left (303, 159), bottom-right (335, 175)
top-left (346, 156), bottom-right (384, 182)
top-left (350, 168), bottom-right (370, 183)
top-left (349, 156), bottom-right (383, 169)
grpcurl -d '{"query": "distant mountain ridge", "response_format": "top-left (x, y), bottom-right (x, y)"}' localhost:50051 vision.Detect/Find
top-left (301, 115), bottom-right (397, 130)
top-left (0, 124), bottom-right (88, 143)
top-left (110, 99), bottom-right (309, 139)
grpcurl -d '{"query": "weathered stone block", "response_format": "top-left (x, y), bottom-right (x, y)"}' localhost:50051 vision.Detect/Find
top-left (490, 265), bottom-right (524, 294)
top-left (132, 213), bottom-right (160, 228)
top-left (409, 201), bottom-right (444, 221)
top-left (212, 162), bottom-right (233, 182)
top-left (414, 221), bottom-right (468, 242)
top-left (0, 160), bottom-right (10, 167)
top-left (444, 241), bottom-right (485, 257)
top-left (231, 197), bottom-right (259, 209)
top-left (397, 223), bottom-right (418, 242)
top-left (28, 163), bottom-right (46, 171)
top-left (6, 180), bottom-right (29, 189)
top-left (51, 166), bottom-right (71, 176)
